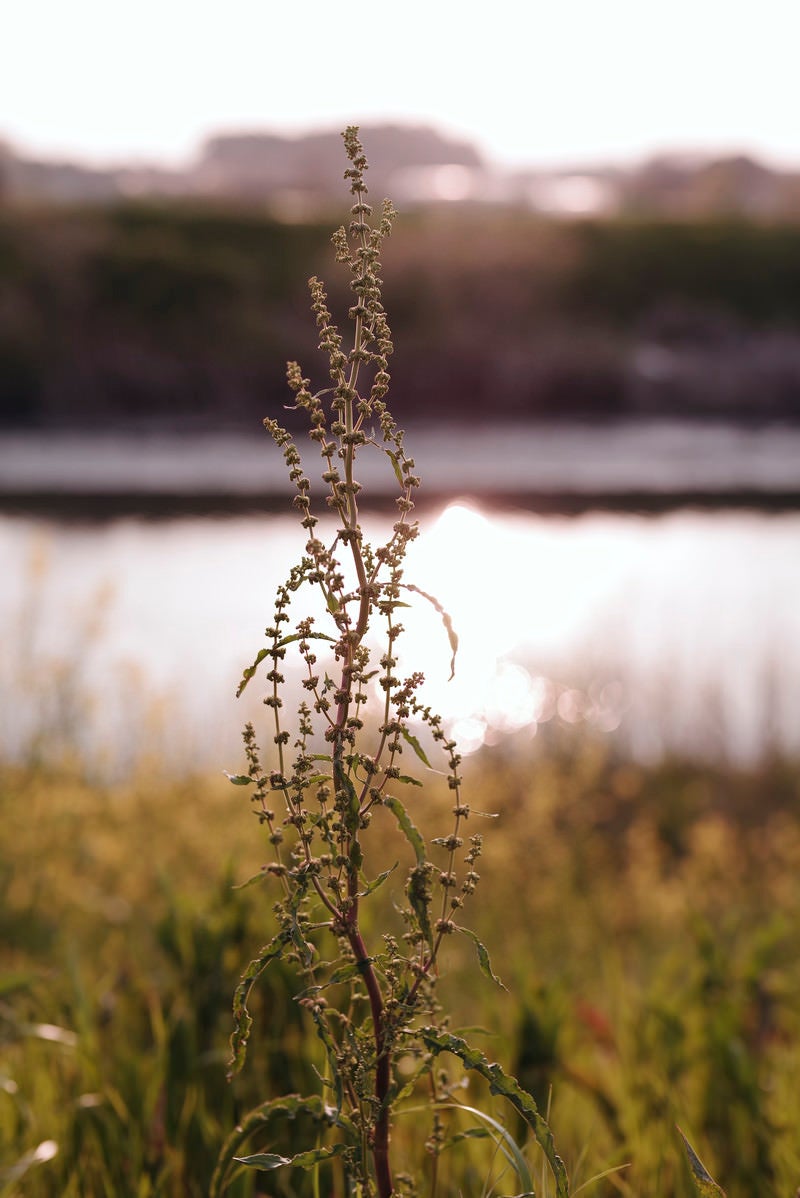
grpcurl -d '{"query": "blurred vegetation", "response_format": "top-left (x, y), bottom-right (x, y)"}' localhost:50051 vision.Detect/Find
top-left (3, 742), bottom-right (800, 1196)
top-left (2, 204), bottom-right (800, 429)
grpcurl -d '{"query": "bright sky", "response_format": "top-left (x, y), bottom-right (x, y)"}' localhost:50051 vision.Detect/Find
top-left (2, 0), bottom-right (799, 170)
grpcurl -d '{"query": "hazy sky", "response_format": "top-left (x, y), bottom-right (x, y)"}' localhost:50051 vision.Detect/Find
top-left (3, 0), bottom-right (798, 169)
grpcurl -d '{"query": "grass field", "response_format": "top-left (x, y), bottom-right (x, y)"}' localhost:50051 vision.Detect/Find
top-left (3, 739), bottom-right (799, 1196)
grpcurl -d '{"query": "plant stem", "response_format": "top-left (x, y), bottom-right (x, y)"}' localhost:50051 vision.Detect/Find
top-left (346, 919), bottom-right (392, 1198)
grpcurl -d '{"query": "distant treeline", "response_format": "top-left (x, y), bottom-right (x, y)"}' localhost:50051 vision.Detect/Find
top-left (2, 201), bottom-right (800, 429)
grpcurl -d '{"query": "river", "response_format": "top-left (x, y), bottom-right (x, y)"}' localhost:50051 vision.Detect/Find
top-left (2, 498), bottom-right (798, 773)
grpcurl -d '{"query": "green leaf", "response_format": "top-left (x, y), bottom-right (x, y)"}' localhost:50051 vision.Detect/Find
top-left (403, 584), bottom-right (459, 680)
top-left (349, 839), bottom-right (363, 871)
top-left (446, 1126), bottom-right (493, 1145)
top-left (275, 631), bottom-right (335, 649)
top-left (224, 772), bottom-right (252, 786)
top-left (296, 959), bottom-right (372, 1000)
top-left (386, 448), bottom-right (406, 488)
top-left (235, 1143), bottom-right (349, 1172)
top-left (389, 1057), bottom-right (431, 1106)
top-left (287, 908), bottom-right (314, 969)
top-left (337, 770), bottom-right (360, 833)
top-left (454, 925), bottom-right (507, 990)
top-left (407, 865), bottom-right (433, 948)
top-left (323, 587), bottom-right (340, 615)
top-left (210, 1094), bottom-right (352, 1198)
top-left (228, 931), bottom-right (291, 1078)
top-left (306, 1001), bottom-right (345, 1115)
top-left (234, 1153), bottom-right (289, 1171)
top-left (236, 648), bottom-right (269, 697)
top-left (399, 726), bottom-right (431, 768)
top-left (420, 1029), bottom-right (570, 1198)
top-left (383, 795), bottom-right (426, 865)
top-left (398, 773), bottom-right (423, 787)
top-left (231, 870), bottom-right (269, 891)
top-left (678, 1128), bottom-right (726, 1196)
top-left (359, 863), bottom-right (398, 897)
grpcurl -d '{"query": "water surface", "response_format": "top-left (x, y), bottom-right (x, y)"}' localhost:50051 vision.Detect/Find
top-left (3, 504), bottom-right (798, 773)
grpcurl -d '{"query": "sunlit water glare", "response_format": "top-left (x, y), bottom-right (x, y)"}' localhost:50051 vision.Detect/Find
top-left (2, 504), bottom-right (798, 773)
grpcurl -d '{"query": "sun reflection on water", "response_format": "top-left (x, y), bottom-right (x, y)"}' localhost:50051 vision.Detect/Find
top-left (3, 503), bottom-right (799, 771)
top-left (395, 503), bottom-right (628, 753)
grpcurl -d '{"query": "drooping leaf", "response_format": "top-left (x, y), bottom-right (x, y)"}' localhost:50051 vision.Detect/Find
top-left (398, 773), bottom-right (423, 787)
top-left (306, 1000), bottom-right (345, 1115)
top-left (383, 795), bottom-right (426, 865)
top-left (236, 649), bottom-right (269, 697)
top-left (407, 865), bottom-right (433, 948)
top-left (228, 931), bottom-right (291, 1078)
top-left (224, 772), bottom-right (253, 786)
top-left (403, 584), bottom-right (459, 680)
top-left (287, 895), bottom-right (314, 969)
top-left (337, 770), bottom-right (360, 833)
top-left (678, 1128), bottom-right (726, 1196)
top-left (386, 448), bottom-right (406, 489)
top-left (399, 726), bottom-right (431, 768)
top-left (454, 925), bottom-right (507, 990)
top-left (323, 586), bottom-right (340, 615)
top-left (420, 1029), bottom-right (570, 1198)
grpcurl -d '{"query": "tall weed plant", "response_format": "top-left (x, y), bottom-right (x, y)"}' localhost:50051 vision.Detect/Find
top-left (212, 128), bottom-right (570, 1198)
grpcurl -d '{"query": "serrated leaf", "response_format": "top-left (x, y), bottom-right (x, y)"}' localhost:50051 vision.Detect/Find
top-left (454, 926), bottom-right (507, 990)
top-left (224, 772), bottom-right (253, 786)
top-left (359, 863), bottom-right (398, 897)
top-left (420, 1029), bottom-right (570, 1198)
top-left (236, 648), bottom-right (269, 697)
top-left (228, 932), bottom-right (291, 1078)
top-left (399, 726), bottom-right (431, 768)
top-left (383, 795), bottom-right (426, 865)
top-left (398, 773), bottom-right (423, 787)
top-left (678, 1128), bottom-right (726, 1196)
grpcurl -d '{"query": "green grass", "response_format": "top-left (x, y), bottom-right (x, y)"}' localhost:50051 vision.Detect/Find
top-left (2, 745), bottom-right (799, 1196)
